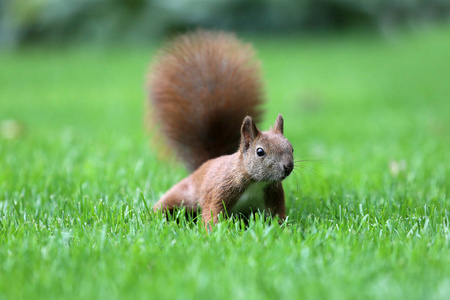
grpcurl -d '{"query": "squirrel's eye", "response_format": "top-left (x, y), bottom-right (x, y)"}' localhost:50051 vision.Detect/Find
top-left (292, 148), bottom-right (294, 153)
top-left (256, 147), bottom-right (265, 157)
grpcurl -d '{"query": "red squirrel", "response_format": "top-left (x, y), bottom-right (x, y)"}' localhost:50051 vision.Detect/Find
top-left (148, 30), bottom-right (294, 226)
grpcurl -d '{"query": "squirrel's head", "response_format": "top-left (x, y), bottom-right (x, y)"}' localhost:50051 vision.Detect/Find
top-left (240, 114), bottom-right (294, 182)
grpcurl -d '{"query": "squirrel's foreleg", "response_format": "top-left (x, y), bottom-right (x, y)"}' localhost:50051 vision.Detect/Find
top-left (263, 182), bottom-right (287, 223)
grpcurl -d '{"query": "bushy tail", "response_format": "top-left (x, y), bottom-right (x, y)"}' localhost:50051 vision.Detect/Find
top-left (148, 30), bottom-right (264, 172)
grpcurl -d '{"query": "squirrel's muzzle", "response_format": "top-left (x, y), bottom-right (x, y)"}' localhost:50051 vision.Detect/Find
top-left (283, 161), bottom-right (294, 177)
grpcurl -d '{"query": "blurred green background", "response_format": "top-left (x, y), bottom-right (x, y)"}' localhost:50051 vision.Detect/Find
top-left (1, 2), bottom-right (450, 299)
top-left (1, 0), bottom-right (450, 46)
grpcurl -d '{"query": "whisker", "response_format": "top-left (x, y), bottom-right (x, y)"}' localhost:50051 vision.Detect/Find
top-left (298, 166), bottom-right (323, 177)
top-left (299, 163), bottom-right (322, 171)
top-left (292, 170), bottom-right (300, 193)
top-left (294, 157), bottom-right (325, 177)
top-left (294, 159), bottom-right (325, 164)
top-left (294, 155), bottom-right (323, 158)
top-left (293, 169), bottom-right (309, 188)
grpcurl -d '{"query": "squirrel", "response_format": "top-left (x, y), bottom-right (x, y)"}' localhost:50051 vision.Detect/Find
top-left (148, 30), bottom-right (294, 226)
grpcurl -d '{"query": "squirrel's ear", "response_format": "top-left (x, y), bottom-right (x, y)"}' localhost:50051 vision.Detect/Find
top-left (241, 116), bottom-right (260, 151)
top-left (273, 114), bottom-right (284, 134)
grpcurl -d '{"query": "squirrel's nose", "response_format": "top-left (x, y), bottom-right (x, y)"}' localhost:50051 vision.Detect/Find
top-left (283, 161), bottom-right (294, 176)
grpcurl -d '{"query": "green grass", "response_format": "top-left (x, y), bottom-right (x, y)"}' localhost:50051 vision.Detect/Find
top-left (1, 25), bottom-right (449, 299)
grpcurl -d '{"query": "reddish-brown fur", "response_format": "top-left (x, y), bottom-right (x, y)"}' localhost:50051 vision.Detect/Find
top-left (148, 30), bottom-right (294, 227)
top-left (148, 30), bottom-right (264, 172)
top-left (152, 115), bottom-right (293, 227)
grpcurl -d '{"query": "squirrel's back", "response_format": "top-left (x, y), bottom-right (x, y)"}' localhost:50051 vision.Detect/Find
top-left (148, 30), bottom-right (264, 171)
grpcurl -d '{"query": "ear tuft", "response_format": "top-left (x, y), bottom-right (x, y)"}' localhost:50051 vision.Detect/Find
top-left (274, 114), bottom-right (284, 134)
top-left (240, 116), bottom-right (260, 151)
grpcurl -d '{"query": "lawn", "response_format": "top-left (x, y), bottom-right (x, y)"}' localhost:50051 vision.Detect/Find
top-left (0, 25), bottom-right (449, 299)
